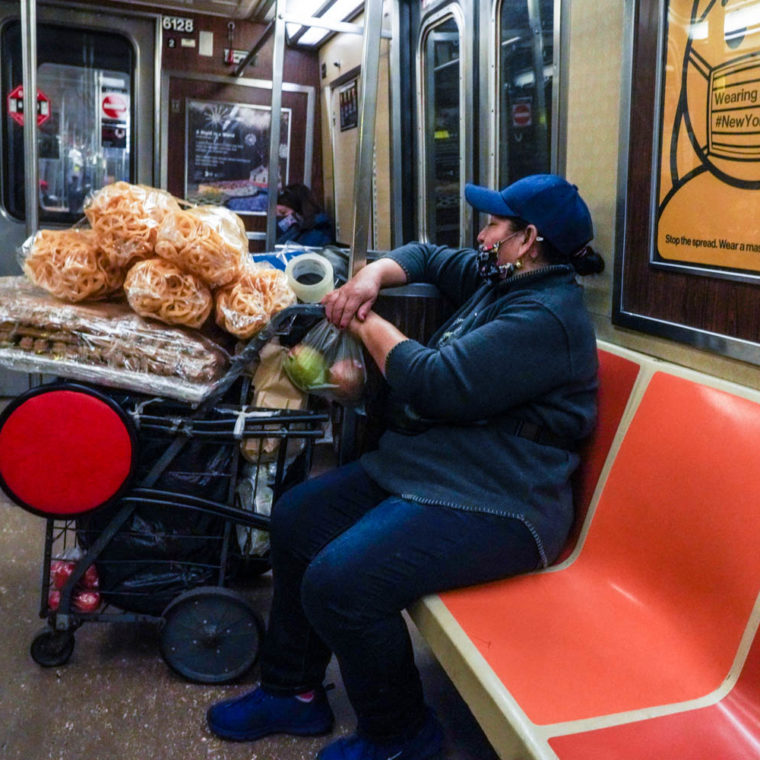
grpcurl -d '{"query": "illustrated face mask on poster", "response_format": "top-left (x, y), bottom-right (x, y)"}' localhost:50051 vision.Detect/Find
top-left (656, 0), bottom-right (760, 272)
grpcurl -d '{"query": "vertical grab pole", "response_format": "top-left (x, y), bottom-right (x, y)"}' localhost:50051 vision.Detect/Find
top-left (20, 0), bottom-right (39, 238)
top-left (265, 0), bottom-right (287, 251)
top-left (527, 0), bottom-right (549, 172)
top-left (349, 0), bottom-right (385, 277)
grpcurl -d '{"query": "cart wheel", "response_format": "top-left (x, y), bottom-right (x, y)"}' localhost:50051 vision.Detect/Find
top-left (159, 587), bottom-right (263, 684)
top-left (30, 627), bottom-right (75, 667)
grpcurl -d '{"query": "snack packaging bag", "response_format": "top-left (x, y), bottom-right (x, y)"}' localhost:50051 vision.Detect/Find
top-left (123, 257), bottom-right (212, 328)
top-left (283, 318), bottom-right (366, 405)
top-left (19, 227), bottom-right (124, 303)
top-left (215, 263), bottom-right (296, 339)
top-left (84, 182), bottom-right (182, 267)
top-left (155, 205), bottom-right (248, 288)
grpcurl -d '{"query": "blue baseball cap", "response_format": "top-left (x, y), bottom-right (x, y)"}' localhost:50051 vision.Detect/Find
top-left (465, 174), bottom-right (593, 257)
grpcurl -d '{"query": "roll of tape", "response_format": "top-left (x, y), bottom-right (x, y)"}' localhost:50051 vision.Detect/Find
top-left (285, 253), bottom-right (335, 302)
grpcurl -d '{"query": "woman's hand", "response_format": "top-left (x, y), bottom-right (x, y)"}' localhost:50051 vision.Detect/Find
top-left (322, 266), bottom-right (383, 329)
top-left (345, 311), bottom-right (407, 376)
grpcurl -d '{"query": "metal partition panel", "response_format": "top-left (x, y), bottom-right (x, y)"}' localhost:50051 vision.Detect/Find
top-left (349, 0), bottom-right (385, 276)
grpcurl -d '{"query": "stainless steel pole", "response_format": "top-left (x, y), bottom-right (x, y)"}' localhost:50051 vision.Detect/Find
top-left (527, 0), bottom-right (549, 172)
top-left (349, 0), bottom-right (384, 276)
top-left (20, 0), bottom-right (38, 237)
top-left (265, 1), bottom-right (286, 251)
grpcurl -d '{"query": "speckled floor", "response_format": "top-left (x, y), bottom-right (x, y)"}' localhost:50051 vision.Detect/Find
top-left (0, 445), bottom-right (499, 760)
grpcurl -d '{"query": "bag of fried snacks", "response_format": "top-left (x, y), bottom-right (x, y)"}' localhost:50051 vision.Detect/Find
top-left (215, 263), bottom-right (296, 339)
top-left (84, 182), bottom-right (182, 267)
top-left (155, 205), bottom-right (248, 288)
top-left (124, 257), bottom-right (212, 328)
top-left (19, 227), bottom-right (125, 303)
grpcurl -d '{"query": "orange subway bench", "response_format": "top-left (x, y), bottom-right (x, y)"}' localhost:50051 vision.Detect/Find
top-left (409, 343), bottom-right (760, 759)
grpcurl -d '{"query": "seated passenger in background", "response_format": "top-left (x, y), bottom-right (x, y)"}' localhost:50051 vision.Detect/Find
top-left (276, 183), bottom-right (335, 247)
top-left (206, 174), bottom-right (605, 760)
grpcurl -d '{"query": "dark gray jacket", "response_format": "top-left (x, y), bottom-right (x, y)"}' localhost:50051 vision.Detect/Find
top-left (360, 242), bottom-right (598, 565)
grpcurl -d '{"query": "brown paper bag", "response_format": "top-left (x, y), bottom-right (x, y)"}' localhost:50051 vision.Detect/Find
top-left (241, 339), bottom-right (308, 463)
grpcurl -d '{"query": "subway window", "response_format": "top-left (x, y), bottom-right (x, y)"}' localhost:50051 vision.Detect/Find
top-left (497, 0), bottom-right (555, 185)
top-left (1, 21), bottom-right (134, 224)
top-left (419, 10), bottom-right (463, 247)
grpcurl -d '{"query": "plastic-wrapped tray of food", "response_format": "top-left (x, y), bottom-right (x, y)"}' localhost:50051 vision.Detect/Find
top-left (0, 277), bottom-right (230, 404)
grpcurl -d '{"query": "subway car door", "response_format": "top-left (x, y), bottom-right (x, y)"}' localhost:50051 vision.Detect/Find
top-left (0, 3), bottom-right (157, 394)
top-left (0, 3), bottom-right (157, 271)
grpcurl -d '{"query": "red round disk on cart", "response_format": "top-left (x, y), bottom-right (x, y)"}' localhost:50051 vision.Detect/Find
top-left (0, 384), bottom-right (136, 517)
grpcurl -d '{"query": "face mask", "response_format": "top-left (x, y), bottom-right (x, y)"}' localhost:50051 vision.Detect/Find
top-left (476, 231), bottom-right (521, 283)
top-left (277, 212), bottom-right (300, 233)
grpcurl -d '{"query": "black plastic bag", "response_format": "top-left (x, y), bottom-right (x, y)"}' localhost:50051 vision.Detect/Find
top-left (78, 423), bottom-right (234, 616)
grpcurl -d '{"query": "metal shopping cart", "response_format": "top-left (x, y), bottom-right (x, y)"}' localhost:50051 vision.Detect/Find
top-left (0, 304), bottom-right (328, 684)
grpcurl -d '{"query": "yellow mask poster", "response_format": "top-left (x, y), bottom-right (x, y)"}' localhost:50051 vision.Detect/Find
top-left (657, 0), bottom-right (760, 272)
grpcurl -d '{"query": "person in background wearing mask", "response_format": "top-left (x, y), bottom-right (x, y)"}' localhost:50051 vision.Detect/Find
top-left (276, 183), bottom-right (335, 247)
top-left (206, 174), bottom-right (604, 760)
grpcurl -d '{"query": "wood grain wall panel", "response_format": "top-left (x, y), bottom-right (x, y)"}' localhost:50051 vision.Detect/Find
top-left (620, 0), bottom-right (760, 347)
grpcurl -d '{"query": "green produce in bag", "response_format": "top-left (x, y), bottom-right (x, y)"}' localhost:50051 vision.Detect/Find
top-left (283, 318), bottom-right (367, 404)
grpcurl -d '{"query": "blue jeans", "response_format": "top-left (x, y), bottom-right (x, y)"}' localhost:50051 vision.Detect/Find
top-left (260, 461), bottom-right (540, 740)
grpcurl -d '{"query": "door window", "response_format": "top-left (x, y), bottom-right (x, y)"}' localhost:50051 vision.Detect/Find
top-left (419, 12), bottom-right (463, 247)
top-left (497, 0), bottom-right (555, 185)
top-left (2, 22), bottom-right (134, 223)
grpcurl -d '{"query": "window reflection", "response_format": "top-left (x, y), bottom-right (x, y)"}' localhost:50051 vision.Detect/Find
top-left (2, 22), bottom-right (134, 223)
top-left (422, 16), bottom-right (461, 247)
top-left (498, 0), bottom-right (554, 186)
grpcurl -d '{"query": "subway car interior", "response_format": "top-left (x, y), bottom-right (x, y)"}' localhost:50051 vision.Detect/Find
top-left (3, 1), bottom-right (760, 758)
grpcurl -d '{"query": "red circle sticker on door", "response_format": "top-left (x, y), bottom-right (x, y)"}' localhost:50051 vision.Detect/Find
top-left (511, 101), bottom-right (532, 128)
top-left (101, 93), bottom-right (129, 120)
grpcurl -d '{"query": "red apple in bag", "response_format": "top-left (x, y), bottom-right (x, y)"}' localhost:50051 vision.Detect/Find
top-left (328, 357), bottom-right (365, 402)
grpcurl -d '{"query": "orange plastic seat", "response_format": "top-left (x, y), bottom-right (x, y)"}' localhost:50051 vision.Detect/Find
top-left (439, 371), bottom-right (760, 728)
top-left (548, 621), bottom-right (760, 759)
top-left (559, 348), bottom-right (640, 561)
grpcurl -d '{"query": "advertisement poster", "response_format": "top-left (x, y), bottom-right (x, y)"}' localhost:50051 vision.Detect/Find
top-left (655, 0), bottom-right (760, 274)
top-left (185, 99), bottom-right (291, 214)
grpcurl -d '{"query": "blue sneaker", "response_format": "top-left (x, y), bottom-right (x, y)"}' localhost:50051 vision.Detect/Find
top-left (207, 685), bottom-right (334, 741)
top-left (316, 710), bottom-right (443, 760)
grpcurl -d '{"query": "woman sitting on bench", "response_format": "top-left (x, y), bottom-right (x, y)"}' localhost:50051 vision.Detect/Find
top-left (205, 174), bottom-right (604, 760)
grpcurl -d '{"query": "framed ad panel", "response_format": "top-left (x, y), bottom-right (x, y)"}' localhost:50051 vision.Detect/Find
top-left (161, 70), bottom-right (314, 248)
top-left (185, 99), bottom-right (292, 214)
top-left (615, 0), bottom-right (760, 364)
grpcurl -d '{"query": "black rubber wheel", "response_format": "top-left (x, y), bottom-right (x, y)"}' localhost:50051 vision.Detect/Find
top-left (30, 627), bottom-right (75, 667)
top-left (159, 586), bottom-right (264, 684)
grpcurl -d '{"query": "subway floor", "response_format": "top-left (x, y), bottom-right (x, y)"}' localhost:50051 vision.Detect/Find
top-left (0, 444), bottom-right (500, 760)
